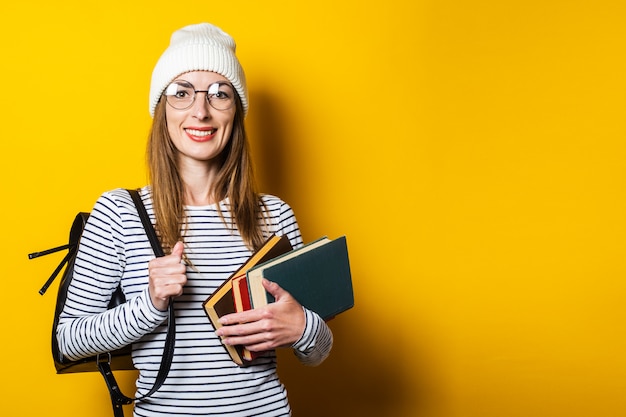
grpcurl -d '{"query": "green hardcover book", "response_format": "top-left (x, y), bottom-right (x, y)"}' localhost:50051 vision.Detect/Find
top-left (246, 236), bottom-right (354, 320)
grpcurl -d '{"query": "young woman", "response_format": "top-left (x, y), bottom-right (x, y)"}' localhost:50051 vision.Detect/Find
top-left (57, 23), bottom-right (333, 416)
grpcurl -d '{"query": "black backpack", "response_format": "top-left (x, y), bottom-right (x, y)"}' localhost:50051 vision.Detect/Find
top-left (30, 189), bottom-right (175, 417)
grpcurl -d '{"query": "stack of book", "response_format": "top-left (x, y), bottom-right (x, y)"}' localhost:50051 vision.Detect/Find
top-left (202, 234), bottom-right (354, 366)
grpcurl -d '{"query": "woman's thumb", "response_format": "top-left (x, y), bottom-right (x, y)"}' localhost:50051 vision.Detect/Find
top-left (171, 241), bottom-right (184, 258)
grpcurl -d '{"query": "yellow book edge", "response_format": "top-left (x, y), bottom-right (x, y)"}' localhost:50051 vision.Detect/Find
top-left (202, 234), bottom-right (285, 366)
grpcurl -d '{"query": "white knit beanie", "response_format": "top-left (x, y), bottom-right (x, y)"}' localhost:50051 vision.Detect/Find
top-left (149, 23), bottom-right (248, 117)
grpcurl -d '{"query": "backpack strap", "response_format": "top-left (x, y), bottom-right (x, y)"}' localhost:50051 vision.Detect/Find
top-left (97, 188), bottom-right (176, 417)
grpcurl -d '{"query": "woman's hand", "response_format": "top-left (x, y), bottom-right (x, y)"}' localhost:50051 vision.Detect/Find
top-left (216, 279), bottom-right (306, 352)
top-left (148, 241), bottom-right (187, 311)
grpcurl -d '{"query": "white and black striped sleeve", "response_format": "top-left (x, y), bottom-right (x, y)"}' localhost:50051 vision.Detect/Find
top-left (56, 190), bottom-right (168, 361)
top-left (292, 307), bottom-right (334, 366)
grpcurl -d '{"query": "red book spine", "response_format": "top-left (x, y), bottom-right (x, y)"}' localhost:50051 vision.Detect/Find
top-left (232, 276), bottom-right (258, 361)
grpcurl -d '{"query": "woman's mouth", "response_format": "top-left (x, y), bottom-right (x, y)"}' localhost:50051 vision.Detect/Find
top-left (185, 128), bottom-right (217, 141)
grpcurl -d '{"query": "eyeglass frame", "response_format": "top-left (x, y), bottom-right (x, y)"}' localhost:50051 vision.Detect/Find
top-left (163, 80), bottom-right (237, 111)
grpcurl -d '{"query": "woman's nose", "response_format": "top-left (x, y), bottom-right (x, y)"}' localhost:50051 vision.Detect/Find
top-left (192, 92), bottom-right (211, 119)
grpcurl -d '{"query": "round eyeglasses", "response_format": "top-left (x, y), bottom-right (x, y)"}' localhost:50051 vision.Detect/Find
top-left (164, 81), bottom-right (236, 111)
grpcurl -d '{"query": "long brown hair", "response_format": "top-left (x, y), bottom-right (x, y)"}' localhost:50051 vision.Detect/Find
top-left (146, 94), bottom-right (267, 253)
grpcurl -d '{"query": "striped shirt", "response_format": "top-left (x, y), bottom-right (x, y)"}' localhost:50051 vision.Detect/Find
top-left (57, 187), bottom-right (333, 416)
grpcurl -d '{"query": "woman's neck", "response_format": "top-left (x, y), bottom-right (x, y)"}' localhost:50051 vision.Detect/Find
top-left (179, 160), bottom-right (221, 206)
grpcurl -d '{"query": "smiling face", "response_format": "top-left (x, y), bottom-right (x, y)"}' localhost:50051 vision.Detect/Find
top-left (165, 71), bottom-right (236, 172)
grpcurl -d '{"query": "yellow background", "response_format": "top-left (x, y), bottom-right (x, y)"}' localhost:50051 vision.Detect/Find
top-left (3, 1), bottom-right (626, 416)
